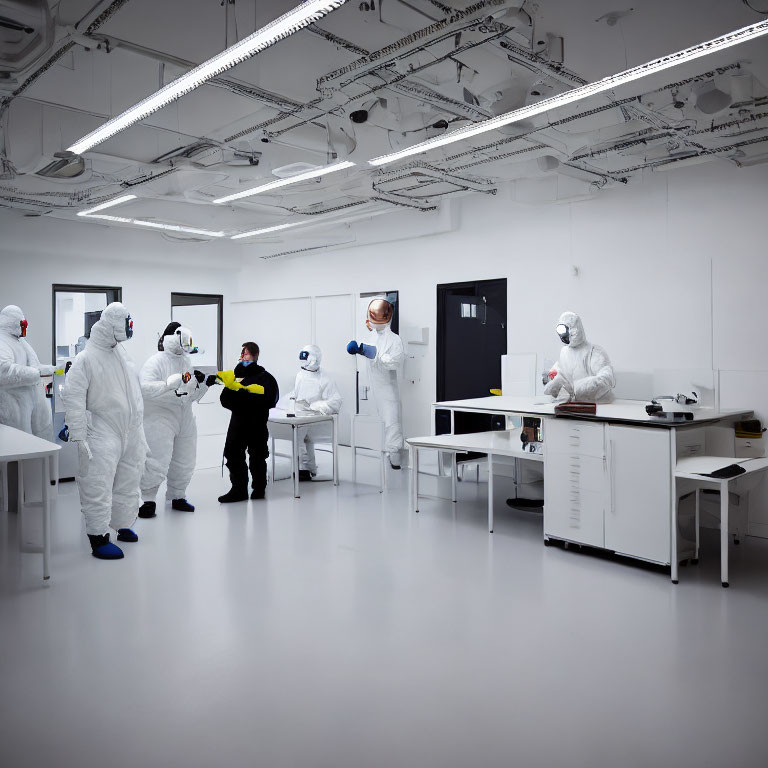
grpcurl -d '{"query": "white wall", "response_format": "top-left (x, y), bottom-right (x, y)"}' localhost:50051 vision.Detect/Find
top-left (234, 160), bottom-right (768, 532)
top-left (0, 213), bottom-right (241, 470)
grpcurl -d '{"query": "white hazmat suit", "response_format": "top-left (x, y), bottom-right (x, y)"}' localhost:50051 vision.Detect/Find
top-left (544, 311), bottom-right (615, 402)
top-left (350, 298), bottom-right (406, 467)
top-left (62, 303), bottom-right (146, 536)
top-left (0, 305), bottom-right (54, 438)
top-left (286, 345), bottom-right (342, 475)
top-left (139, 328), bottom-right (209, 504)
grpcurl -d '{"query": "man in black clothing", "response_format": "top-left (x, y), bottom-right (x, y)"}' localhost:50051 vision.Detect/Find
top-left (218, 342), bottom-right (279, 503)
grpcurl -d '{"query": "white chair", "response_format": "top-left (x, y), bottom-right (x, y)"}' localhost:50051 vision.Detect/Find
top-left (351, 415), bottom-right (386, 492)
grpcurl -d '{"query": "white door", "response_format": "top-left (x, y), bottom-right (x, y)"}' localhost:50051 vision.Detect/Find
top-left (605, 425), bottom-right (671, 564)
top-left (229, 297), bottom-right (313, 401)
top-left (544, 420), bottom-right (607, 547)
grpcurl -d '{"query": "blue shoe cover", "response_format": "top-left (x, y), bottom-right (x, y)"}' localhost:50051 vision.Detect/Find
top-left (116, 528), bottom-right (139, 543)
top-left (88, 534), bottom-right (124, 560)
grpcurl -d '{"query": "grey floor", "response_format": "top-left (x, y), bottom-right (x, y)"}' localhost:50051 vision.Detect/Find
top-left (1, 455), bottom-right (768, 768)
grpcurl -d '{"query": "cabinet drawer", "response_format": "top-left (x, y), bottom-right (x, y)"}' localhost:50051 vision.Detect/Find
top-left (546, 451), bottom-right (606, 493)
top-left (544, 487), bottom-right (605, 547)
top-left (676, 427), bottom-right (706, 459)
top-left (545, 419), bottom-right (605, 458)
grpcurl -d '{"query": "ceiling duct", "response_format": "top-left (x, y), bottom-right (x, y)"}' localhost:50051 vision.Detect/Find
top-left (694, 81), bottom-right (732, 114)
top-left (0, 0), bottom-right (54, 77)
top-left (35, 151), bottom-right (86, 179)
top-left (730, 72), bottom-right (754, 107)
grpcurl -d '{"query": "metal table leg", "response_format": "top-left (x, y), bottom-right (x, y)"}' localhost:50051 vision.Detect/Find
top-left (488, 452), bottom-right (494, 533)
top-left (670, 430), bottom-right (678, 584)
top-left (694, 488), bottom-right (700, 563)
top-left (412, 446), bottom-right (419, 513)
top-left (42, 456), bottom-right (51, 581)
top-left (332, 416), bottom-right (339, 486)
top-left (292, 426), bottom-right (300, 499)
top-left (721, 479), bottom-right (729, 587)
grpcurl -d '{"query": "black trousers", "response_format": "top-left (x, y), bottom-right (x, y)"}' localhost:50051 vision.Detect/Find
top-left (223, 418), bottom-right (268, 493)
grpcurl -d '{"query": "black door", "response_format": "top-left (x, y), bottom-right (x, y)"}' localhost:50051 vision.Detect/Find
top-left (436, 279), bottom-right (507, 434)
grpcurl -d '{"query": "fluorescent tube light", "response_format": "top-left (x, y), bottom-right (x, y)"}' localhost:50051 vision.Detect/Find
top-left (67, 0), bottom-right (349, 155)
top-left (369, 20), bottom-right (768, 167)
top-left (213, 160), bottom-right (356, 204)
top-left (86, 214), bottom-right (134, 224)
top-left (132, 220), bottom-right (226, 237)
top-left (84, 213), bottom-right (225, 237)
top-left (231, 220), bottom-right (307, 239)
top-left (77, 194), bottom-right (137, 216)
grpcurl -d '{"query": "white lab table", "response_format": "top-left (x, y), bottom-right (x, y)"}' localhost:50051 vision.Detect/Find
top-left (407, 429), bottom-right (540, 533)
top-left (268, 410), bottom-right (338, 498)
top-left (430, 396), bottom-right (754, 583)
top-left (433, 396), bottom-right (751, 427)
top-left (675, 456), bottom-right (768, 587)
top-left (0, 424), bottom-right (60, 580)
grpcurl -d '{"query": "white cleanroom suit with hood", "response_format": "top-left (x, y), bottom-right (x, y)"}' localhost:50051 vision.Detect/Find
top-left (139, 328), bottom-right (209, 502)
top-left (544, 311), bottom-right (615, 402)
top-left (0, 305), bottom-right (54, 438)
top-left (363, 323), bottom-right (405, 464)
top-left (62, 303), bottom-right (146, 536)
top-left (286, 345), bottom-right (342, 474)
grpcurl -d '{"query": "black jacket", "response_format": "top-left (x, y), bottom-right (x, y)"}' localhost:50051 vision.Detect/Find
top-left (220, 362), bottom-right (279, 422)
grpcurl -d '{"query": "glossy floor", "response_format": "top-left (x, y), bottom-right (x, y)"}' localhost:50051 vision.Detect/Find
top-left (1, 459), bottom-right (768, 768)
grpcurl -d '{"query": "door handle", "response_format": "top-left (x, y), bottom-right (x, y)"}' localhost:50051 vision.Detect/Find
top-left (609, 439), bottom-right (616, 514)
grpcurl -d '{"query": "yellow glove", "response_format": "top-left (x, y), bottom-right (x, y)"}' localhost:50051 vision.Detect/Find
top-left (217, 370), bottom-right (236, 387)
top-left (229, 381), bottom-right (244, 391)
top-left (245, 383), bottom-right (265, 395)
top-left (55, 368), bottom-right (66, 376)
top-left (490, 388), bottom-right (502, 396)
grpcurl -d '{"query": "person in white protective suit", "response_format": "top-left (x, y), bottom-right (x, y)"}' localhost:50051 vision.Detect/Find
top-left (0, 305), bottom-right (55, 438)
top-left (286, 344), bottom-right (342, 481)
top-left (138, 323), bottom-right (217, 517)
top-left (347, 297), bottom-right (405, 469)
top-left (62, 302), bottom-right (146, 560)
top-left (543, 311), bottom-right (615, 402)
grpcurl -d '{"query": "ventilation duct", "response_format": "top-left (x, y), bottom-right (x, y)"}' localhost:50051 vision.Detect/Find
top-left (35, 151), bottom-right (86, 179)
top-left (730, 72), bottom-right (754, 108)
top-left (0, 0), bottom-right (54, 77)
top-left (694, 81), bottom-right (731, 115)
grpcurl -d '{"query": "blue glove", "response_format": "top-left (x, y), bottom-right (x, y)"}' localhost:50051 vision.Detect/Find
top-left (347, 341), bottom-right (377, 359)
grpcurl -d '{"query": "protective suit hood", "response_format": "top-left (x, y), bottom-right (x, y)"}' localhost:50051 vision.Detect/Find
top-left (299, 344), bottom-right (321, 372)
top-left (0, 305), bottom-right (25, 337)
top-left (91, 302), bottom-right (132, 347)
top-left (557, 311), bottom-right (586, 347)
top-left (163, 328), bottom-right (192, 356)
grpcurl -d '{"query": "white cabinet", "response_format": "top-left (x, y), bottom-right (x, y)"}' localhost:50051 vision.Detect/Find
top-left (544, 420), bottom-right (607, 548)
top-left (605, 425), bottom-right (671, 563)
top-left (544, 419), bottom-right (672, 564)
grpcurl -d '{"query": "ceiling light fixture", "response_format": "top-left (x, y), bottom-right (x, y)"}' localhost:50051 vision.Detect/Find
top-left (131, 220), bottom-right (227, 237)
top-left (213, 160), bottom-right (356, 204)
top-left (84, 213), bottom-right (226, 238)
top-left (67, 0), bottom-right (349, 155)
top-left (368, 20), bottom-right (768, 167)
top-left (77, 194), bottom-right (137, 216)
top-left (231, 220), bottom-right (308, 240)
